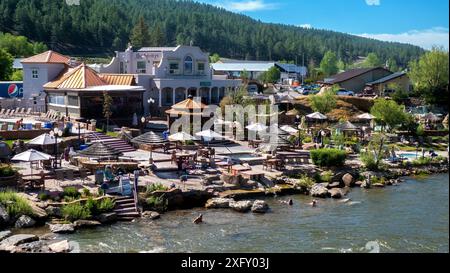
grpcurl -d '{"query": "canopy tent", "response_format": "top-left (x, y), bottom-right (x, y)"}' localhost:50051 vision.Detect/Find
top-left (27, 134), bottom-right (62, 146)
top-left (131, 131), bottom-right (167, 146)
top-left (78, 142), bottom-right (122, 158)
top-left (335, 121), bottom-right (359, 131)
top-left (306, 112), bottom-right (328, 120)
top-left (356, 113), bottom-right (376, 120)
top-left (168, 132), bottom-right (197, 142)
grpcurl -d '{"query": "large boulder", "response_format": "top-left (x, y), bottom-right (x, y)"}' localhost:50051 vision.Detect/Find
top-left (230, 201), bottom-right (253, 213)
top-left (0, 230), bottom-right (12, 242)
top-left (342, 173), bottom-right (355, 187)
top-left (73, 220), bottom-right (101, 229)
top-left (45, 206), bottom-right (62, 218)
top-left (10, 240), bottom-right (51, 253)
top-left (0, 234), bottom-right (39, 252)
top-left (251, 200), bottom-right (269, 213)
top-left (205, 198), bottom-right (234, 209)
top-left (327, 182), bottom-right (341, 189)
top-left (0, 205), bottom-right (10, 227)
top-left (142, 211), bottom-right (161, 220)
top-left (95, 212), bottom-right (117, 224)
top-left (14, 215), bottom-right (36, 228)
top-left (310, 184), bottom-right (330, 198)
top-left (48, 240), bottom-right (71, 253)
top-left (328, 188), bottom-right (343, 199)
top-left (48, 223), bottom-right (75, 234)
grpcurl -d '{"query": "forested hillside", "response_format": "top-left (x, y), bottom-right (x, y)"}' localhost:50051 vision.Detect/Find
top-left (0, 0), bottom-right (424, 65)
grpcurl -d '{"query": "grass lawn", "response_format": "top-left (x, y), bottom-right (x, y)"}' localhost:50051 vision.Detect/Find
top-left (95, 129), bottom-right (120, 138)
top-left (4, 139), bottom-right (31, 148)
top-left (397, 142), bottom-right (448, 152)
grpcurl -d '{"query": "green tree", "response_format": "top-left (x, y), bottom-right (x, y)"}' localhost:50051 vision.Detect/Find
top-left (388, 83), bottom-right (409, 104)
top-left (363, 53), bottom-right (382, 67)
top-left (320, 51), bottom-right (338, 76)
top-left (360, 133), bottom-right (388, 171)
top-left (130, 17), bottom-right (151, 48)
top-left (370, 98), bottom-right (409, 132)
top-left (386, 58), bottom-right (399, 72)
top-left (0, 48), bottom-right (13, 80)
top-left (408, 46), bottom-right (449, 105)
top-left (209, 53), bottom-right (220, 63)
top-left (337, 59), bottom-right (346, 72)
top-left (241, 69), bottom-right (249, 82)
top-left (309, 87), bottom-right (337, 114)
top-left (10, 70), bottom-right (23, 81)
top-left (103, 92), bottom-right (113, 133)
top-left (151, 23), bottom-right (165, 47)
top-left (259, 66), bottom-right (280, 84)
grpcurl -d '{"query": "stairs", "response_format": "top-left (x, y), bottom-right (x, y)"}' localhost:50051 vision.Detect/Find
top-left (113, 196), bottom-right (140, 221)
top-left (88, 132), bottom-right (136, 153)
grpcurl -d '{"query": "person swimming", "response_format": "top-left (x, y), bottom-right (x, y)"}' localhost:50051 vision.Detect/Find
top-left (279, 199), bottom-right (293, 206)
top-left (193, 214), bottom-right (203, 224)
top-left (309, 199), bottom-right (318, 207)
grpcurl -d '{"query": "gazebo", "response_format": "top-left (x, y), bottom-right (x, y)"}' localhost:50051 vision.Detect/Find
top-left (335, 121), bottom-right (360, 137)
top-left (165, 96), bottom-right (210, 132)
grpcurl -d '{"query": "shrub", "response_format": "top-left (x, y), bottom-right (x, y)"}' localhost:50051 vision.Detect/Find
top-left (303, 136), bottom-right (312, 143)
top-left (320, 171), bottom-right (333, 183)
top-left (63, 187), bottom-right (81, 199)
top-left (371, 176), bottom-right (386, 185)
top-left (97, 198), bottom-right (115, 213)
top-left (0, 164), bottom-right (17, 177)
top-left (82, 188), bottom-right (91, 197)
top-left (146, 195), bottom-right (168, 212)
top-left (146, 183), bottom-right (169, 195)
top-left (0, 191), bottom-right (32, 217)
top-left (38, 192), bottom-right (50, 201)
top-left (310, 148), bottom-right (346, 167)
top-left (61, 203), bottom-right (91, 221)
top-left (360, 152), bottom-right (378, 171)
top-left (295, 175), bottom-right (316, 189)
top-left (410, 157), bottom-right (433, 166)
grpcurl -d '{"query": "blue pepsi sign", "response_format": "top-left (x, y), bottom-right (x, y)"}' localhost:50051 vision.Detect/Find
top-left (0, 82), bottom-right (24, 98)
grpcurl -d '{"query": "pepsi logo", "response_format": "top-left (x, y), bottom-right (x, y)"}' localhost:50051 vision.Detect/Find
top-left (7, 84), bottom-right (22, 98)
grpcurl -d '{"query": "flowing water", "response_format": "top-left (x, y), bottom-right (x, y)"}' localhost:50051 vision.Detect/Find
top-left (56, 174), bottom-right (449, 253)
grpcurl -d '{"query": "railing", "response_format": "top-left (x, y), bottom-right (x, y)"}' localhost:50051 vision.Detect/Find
top-left (132, 170), bottom-right (139, 213)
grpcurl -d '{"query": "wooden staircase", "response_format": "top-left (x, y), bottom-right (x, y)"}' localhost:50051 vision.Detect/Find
top-left (113, 196), bottom-right (140, 221)
top-left (88, 132), bottom-right (136, 153)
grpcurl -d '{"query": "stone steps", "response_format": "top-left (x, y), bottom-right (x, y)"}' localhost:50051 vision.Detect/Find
top-left (87, 132), bottom-right (136, 153)
top-left (113, 196), bottom-right (140, 221)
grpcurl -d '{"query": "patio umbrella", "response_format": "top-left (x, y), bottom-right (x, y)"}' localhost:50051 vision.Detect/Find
top-left (246, 123), bottom-right (268, 132)
top-left (195, 129), bottom-right (224, 139)
top-left (27, 134), bottom-right (61, 146)
top-left (78, 142), bottom-right (122, 158)
top-left (168, 132), bottom-right (196, 142)
top-left (306, 112), bottom-right (327, 120)
top-left (335, 121), bottom-right (358, 131)
top-left (131, 131), bottom-right (167, 145)
top-left (357, 113), bottom-right (376, 120)
top-left (12, 149), bottom-right (53, 176)
top-left (280, 125), bottom-right (299, 134)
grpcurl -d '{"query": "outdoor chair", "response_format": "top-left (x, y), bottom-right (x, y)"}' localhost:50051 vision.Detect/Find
top-left (0, 109), bottom-right (4, 116)
top-left (17, 175), bottom-right (29, 192)
top-left (35, 123), bottom-right (42, 129)
top-left (4, 109), bottom-right (10, 116)
top-left (9, 110), bottom-right (15, 116)
top-left (19, 108), bottom-right (26, 116)
top-left (25, 108), bottom-right (32, 116)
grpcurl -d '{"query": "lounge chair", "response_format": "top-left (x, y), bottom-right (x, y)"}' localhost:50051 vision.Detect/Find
top-left (19, 108), bottom-right (25, 116)
top-left (0, 109), bottom-right (5, 116)
top-left (25, 108), bottom-right (32, 116)
top-left (9, 110), bottom-right (15, 116)
top-left (4, 109), bottom-right (10, 116)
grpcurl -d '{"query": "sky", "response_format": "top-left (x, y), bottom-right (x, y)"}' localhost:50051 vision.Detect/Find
top-left (197, 0), bottom-right (449, 50)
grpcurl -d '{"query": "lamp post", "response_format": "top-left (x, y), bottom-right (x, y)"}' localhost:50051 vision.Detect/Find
top-left (141, 116), bottom-right (146, 133)
top-left (147, 98), bottom-right (155, 118)
top-left (50, 128), bottom-right (63, 169)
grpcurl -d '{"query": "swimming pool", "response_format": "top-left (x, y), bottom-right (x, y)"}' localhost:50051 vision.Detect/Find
top-left (399, 152), bottom-right (419, 159)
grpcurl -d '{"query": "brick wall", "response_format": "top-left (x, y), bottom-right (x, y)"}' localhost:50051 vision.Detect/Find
top-left (0, 129), bottom-right (51, 140)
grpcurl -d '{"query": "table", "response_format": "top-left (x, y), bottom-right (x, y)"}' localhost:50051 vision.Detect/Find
top-left (241, 170), bottom-right (265, 181)
top-left (231, 165), bottom-right (252, 175)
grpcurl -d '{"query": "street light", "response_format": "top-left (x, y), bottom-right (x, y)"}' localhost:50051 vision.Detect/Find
top-left (50, 128), bottom-right (63, 169)
top-left (147, 98), bottom-right (155, 118)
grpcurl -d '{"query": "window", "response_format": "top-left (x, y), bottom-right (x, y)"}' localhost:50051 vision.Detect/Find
top-left (169, 63), bottom-right (179, 75)
top-left (32, 69), bottom-right (39, 79)
top-left (137, 61), bottom-right (146, 74)
top-left (184, 56), bottom-right (193, 75)
top-left (197, 63), bottom-right (205, 74)
top-left (67, 96), bottom-right (79, 106)
top-left (120, 62), bottom-right (124, 74)
top-left (48, 95), bottom-right (65, 105)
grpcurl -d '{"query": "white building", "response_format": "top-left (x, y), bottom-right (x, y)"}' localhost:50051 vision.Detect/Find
top-left (92, 45), bottom-right (241, 116)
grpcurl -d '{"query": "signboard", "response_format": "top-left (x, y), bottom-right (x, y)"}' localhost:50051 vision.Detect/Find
top-left (0, 82), bottom-right (24, 98)
top-left (200, 81), bottom-right (212, 87)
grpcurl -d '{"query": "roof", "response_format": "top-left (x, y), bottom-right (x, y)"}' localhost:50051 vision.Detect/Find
top-left (13, 58), bottom-right (24, 69)
top-left (78, 142), bottom-right (122, 157)
top-left (21, 50), bottom-right (71, 64)
top-left (323, 67), bottom-right (391, 84)
top-left (44, 63), bottom-right (106, 89)
top-left (366, 72), bottom-right (407, 86)
top-left (212, 62), bottom-right (275, 72)
top-left (275, 63), bottom-right (307, 74)
top-left (131, 131), bottom-right (167, 145)
top-left (171, 97), bottom-right (207, 110)
top-left (100, 74), bottom-right (136, 86)
top-left (138, 47), bottom-right (177, 52)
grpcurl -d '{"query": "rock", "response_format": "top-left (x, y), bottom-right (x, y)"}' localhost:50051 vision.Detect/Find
top-left (0, 205), bottom-right (9, 227)
top-left (0, 234), bottom-right (39, 252)
top-left (355, 181), bottom-right (364, 187)
top-left (342, 173), bottom-right (355, 187)
top-left (11, 240), bottom-right (51, 253)
top-left (48, 223), bottom-right (75, 234)
top-left (372, 183), bottom-right (386, 188)
top-left (95, 212), bottom-right (117, 224)
top-left (48, 240), bottom-right (70, 253)
top-left (328, 188), bottom-right (342, 199)
top-left (251, 200), bottom-right (269, 213)
top-left (0, 230), bottom-right (12, 242)
top-left (310, 184), bottom-right (330, 198)
top-left (230, 200), bottom-right (253, 213)
top-left (327, 182), bottom-right (341, 189)
top-left (45, 206), bottom-right (62, 218)
top-left (205, 198), bottom-right (234, 209)
top-left (14, 215), bottom-right (36, 228)
top-left (360, 180), bottom-right (371, 189)
top-left (141, 211), bottom-right (160, 220)
top-left (73, 220), bottom-right (101, 228)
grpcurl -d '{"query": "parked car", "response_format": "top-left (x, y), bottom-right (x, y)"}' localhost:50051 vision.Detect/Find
top-left (336, 89), bottom-right (355, 96)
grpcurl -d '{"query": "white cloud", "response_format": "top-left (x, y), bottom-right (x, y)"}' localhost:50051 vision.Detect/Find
top-left (365, 0), bottom-right (380, 6)
top-left (357, 27), bottom-right (449, 50)
top-left (213, 0), bottom-right (278, 12)
top-left (298, 24), bottom-right (312, 29)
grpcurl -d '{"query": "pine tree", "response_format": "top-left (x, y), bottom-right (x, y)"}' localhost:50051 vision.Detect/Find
top-left (130, 17), bottom-right (151, 48)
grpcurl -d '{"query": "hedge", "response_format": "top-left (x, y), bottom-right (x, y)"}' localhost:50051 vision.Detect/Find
top-left (310, 148), bottom-right (346, 167)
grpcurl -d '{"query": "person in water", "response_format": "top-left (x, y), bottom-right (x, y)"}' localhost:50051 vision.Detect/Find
top-left (279, 199), bottom-right (293, 205)
top-left (193, 214), bottom-right (203, 224)
top-left (310, 199), bottom-right (318, 207)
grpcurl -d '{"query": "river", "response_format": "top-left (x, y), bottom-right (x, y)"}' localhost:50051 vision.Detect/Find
top-left (56, 173), bottom-right (449, 253)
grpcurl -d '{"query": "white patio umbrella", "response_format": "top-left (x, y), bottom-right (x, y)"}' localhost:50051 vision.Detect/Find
top-left (27, 134), bottom-right (61, 146)
top-left (306, 112), bottom-right (328, 120)
top-left (280, 125), bottom-right (299, 134)
top-left (195, 129), bottom-right (224, 139)
top-left (357, 113), bottom-right (376, 120)
top-left (12, 149), bottom-right (53, 176)
top-left (168, 132), bottom-right (196, 142)
top-left (246, 123), bottom-right (268, 132)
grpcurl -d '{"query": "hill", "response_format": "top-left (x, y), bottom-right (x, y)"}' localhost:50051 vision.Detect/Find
top-left (0, 0), bottom-right (424, 65)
